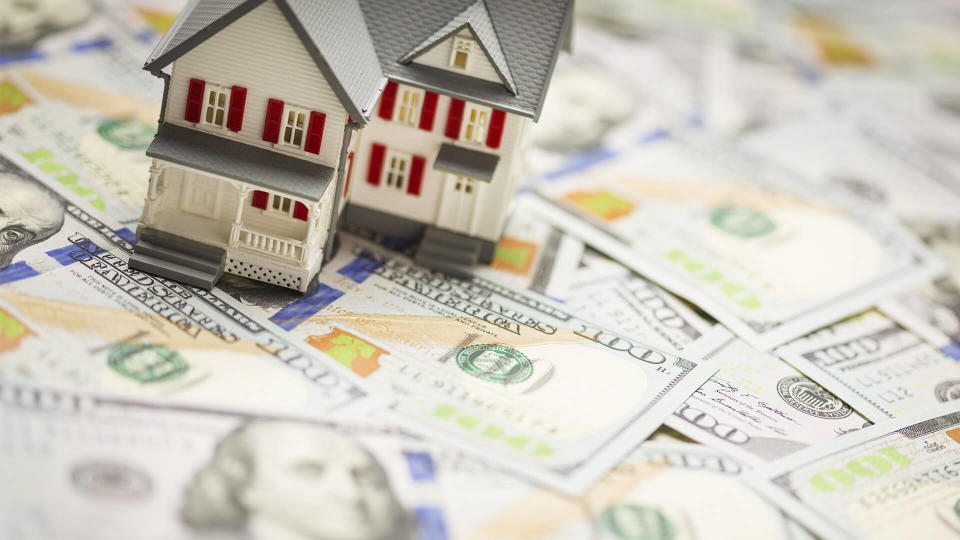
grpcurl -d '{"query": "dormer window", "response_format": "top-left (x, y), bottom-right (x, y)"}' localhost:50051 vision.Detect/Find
top-left (450, 37), bottom-right (474, 69)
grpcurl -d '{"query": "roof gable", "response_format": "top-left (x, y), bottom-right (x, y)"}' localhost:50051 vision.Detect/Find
top-left (399, 1), bottom-right (517, 95)
top-left (144, 0), bottom-right (385, 123)
top-left (359, 0), bottom-right (573, 120)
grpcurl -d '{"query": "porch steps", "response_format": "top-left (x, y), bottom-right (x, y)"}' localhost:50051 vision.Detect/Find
top-left (414, 227), bottom-right (482, 280)
top-left (129, 228), bottom-right (226, 290)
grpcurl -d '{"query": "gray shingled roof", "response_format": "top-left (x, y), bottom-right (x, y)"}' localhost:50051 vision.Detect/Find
top-left (359, 0), bottom-right (573, 120)
top-left (398, 0), bottom-right (518, 95)
top-left (144, 0), bottom-right (385, 124)
top-left (148, 123), bottom-right (335, 200)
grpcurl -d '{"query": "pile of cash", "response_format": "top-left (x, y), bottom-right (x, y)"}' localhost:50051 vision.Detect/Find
top-left (2, 1), bottom-right (960, 539)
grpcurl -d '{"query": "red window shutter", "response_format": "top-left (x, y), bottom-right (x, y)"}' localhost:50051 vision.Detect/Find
top-left (226, 85), bottom-right (247, 132)
top-left (304, 111), bottom-right (326, 154)
top-left (419, 91), bottom-right (439, 131)
top-left (486, 109), bottom-right (506, 149)
top-left (378, 81), bottom-right (398, 120)
top-left (251, 190), bottom-right (268, 209)
top-left (407, 155), bottom-right (425, 196)
top-left (344, 151), bottom-right (354, 195)
top-left (262, 98), bottom-right (284, 143)
top-left (185, 78), bottom-right (205, 123)
top-left (293, 201), bottom-right (309, 221)
top-left (445, 98), bottom-right (465, 139)
top-left (367, 143), bottom-right (386, 186)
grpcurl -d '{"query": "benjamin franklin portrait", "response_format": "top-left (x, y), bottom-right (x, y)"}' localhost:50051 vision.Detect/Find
top-left (0, 171), bottom-right (66, 270)
top-left (181, 420), bottom-right (414, 540)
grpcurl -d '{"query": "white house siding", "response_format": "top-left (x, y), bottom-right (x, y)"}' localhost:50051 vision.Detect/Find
top-left (165, 0), bottom-right (347, 170)
top-left (411, 29), bottom-right (504, 87)
top-left (349, 90), bottom-right (524, 243)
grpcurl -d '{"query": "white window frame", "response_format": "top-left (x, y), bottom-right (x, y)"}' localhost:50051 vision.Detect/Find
top-left (381, 149), bottom-right (412, 191)
top-left (460, 102), bottom-right (490, 144)
top-left (395, 86), bottom-right (424, 127)
top-left (202, 84), bottom-right (230, 129)
top-left (280, 104), bottom-right (308, 149)
top-left (266, 193), bottom-right (297, 218)
top-left (449, 37), bottom-right (474, 70)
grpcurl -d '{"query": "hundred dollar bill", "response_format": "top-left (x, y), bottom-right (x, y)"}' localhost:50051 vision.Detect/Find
top-left (668, 328), bottom-right (870, 466)
top-left (469, 442), bottom-right (806, 540)
top-left (529, 134), bottom-right (944, 349)
top-left (0, 145), bottom-right (366, 413)
top-left (0, 72), bottom-right (155, 226)
top-left (747, 403), bottom-right (960, 540)
top-left (0, 381), bottom-right (451, 540)
top-left (217, 231), bottom-right (715, 494)
top-left (778, 310), bottom-right (960, 423)
top-left (566, 269), bottom-right (871, 465)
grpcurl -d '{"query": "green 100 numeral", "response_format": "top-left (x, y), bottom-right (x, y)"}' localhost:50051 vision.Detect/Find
top-left (808, 445), bottom-right (912, 493)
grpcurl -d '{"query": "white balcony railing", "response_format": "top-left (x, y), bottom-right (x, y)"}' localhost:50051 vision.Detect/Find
top-left (230, 225), bottom-right (305, 264)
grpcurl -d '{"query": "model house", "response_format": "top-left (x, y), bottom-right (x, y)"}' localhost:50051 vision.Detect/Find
top-left (130, 0), bottom-right (573, 291)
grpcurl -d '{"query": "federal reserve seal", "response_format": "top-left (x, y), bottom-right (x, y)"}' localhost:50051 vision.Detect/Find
top-left (455, 344), bottom-right (533, 385)
top-left (777, 375), bottom-right (853, 419)
top-left (934, 380), bottom-right (960, 402)
top-left (108, 344), bottom-right (188, 384)
top-left (96, 118), bottom-right (155, 150)
top-left (596, 504), bottom-right (677, 540)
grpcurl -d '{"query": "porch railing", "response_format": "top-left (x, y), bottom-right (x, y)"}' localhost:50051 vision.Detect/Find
top-left (230, 225), bottom-right (305, 264)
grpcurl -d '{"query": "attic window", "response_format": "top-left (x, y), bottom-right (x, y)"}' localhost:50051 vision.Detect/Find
top-left (450, 37), bottom-right (474, 69)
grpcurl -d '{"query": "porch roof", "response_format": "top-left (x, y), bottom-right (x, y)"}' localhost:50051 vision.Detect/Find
top-left (147, 123), bottom-right (335, 201)
top-left (433, 143), bottom-right (499, 182)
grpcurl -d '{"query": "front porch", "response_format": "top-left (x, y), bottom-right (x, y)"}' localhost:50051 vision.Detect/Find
top-left (137, 161), bottom-right (333, 291)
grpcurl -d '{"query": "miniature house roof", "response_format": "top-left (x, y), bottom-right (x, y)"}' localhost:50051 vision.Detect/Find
top-left (398, 0), bottom-right (518, 95)
top-left (145, 0), bottom-right (572, 122)
top-left (143, 0), bottom-right (386, 124)
top-left (359, 0), bottom-right (573, 120)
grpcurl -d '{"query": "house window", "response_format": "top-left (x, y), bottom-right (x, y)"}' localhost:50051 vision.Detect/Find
top-left (382, 150), bottom-right (411, 190)
top-left (454, 176), bottom-right (476, 194)
top-left (450, 37), bottom-right (474, 69)
top-left (203, 85), bottom-right (230, 128)
top-left (268, 193), bottom-right (296, 217)
top-left (461, 103), bottom-right (489, 144)
top-left (281, 105), bottom-right (308, 148)
top-left (396, 87), bottom-right (424, 126)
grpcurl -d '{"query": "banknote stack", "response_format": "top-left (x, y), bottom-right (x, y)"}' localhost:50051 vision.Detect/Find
top-left (1, 1), bottom-right (960, 539)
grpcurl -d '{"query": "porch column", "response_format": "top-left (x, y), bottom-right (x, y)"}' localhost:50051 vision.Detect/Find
top-left (141, 160), bottom-right (167, 226)
top-left (230, 185), bottom-right (251, 248)
top-left (301, 199), bottom-right (325, 265)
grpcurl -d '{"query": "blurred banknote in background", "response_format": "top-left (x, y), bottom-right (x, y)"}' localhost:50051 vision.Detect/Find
top-left (528, 135), bottom-right (944, 349)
